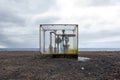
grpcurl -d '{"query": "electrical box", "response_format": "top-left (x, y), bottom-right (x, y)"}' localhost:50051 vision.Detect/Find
top-left (39, 24), bottom-right (78, 56)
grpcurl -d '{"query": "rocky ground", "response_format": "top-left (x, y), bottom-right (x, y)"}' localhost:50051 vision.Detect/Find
top-left (0, 51), bottom-right (120, 80)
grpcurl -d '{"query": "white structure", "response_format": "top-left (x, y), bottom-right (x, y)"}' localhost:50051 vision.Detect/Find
top-left (39, 24), bottom-right (78, 55)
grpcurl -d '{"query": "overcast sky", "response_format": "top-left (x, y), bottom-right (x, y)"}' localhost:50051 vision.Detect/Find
top-left (0, 0), bottom-right (120, 48)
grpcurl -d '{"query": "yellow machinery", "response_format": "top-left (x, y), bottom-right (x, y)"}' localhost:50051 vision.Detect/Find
top-left (39, 24), bottom-right (78, 58)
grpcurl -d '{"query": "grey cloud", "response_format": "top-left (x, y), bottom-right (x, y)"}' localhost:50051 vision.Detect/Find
top-left (35, 16), bottom-right (60, 24)
top-left (0, 0), bottom-right (56, 14)
top-left (78, 16), bottom-right (120, 43)
top-left (4, 41), bottom-right (37, 48)
top-left (0, 9), bottom-right (26, 48)
top-left (1, 40), bottom-right (27, 48)
top-left (0, 32), bottom-right (9, 47)
top-left (0, 10), bottom-right (25, 27)
top-left (0, 33), bottom-right (39, 48)
top-left (80, 28), bottom-right (120, 42)
top-left (0, 0), bottom-right (57, 48)
top-left (0, 0), bottom-right (56, 27)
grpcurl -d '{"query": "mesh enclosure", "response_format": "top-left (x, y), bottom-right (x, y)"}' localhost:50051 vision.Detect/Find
top-left (39, 24), bottom-right (78, 54)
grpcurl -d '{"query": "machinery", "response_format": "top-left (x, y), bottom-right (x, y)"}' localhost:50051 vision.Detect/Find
top-left (39, 24), bottom-right (78, 58)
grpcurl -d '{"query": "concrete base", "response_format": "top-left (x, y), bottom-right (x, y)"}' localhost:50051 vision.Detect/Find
top-left (52, 54), bottom-right (78, 58)
top-left (40, 53), bottom-right (78, 59)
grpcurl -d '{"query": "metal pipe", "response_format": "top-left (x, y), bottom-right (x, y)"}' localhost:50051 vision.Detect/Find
top-left (76, 25), bottom-right (78, 54)
top-left (50, 32), bottom-right (57, 45)
top-left (49, 31), bottom-right (57, 54)
top-left (39, 25), bottom-right (41, 54)
top-left (43, 30), bottom-right (45, 52)
top-left (50, 32), bottom-right (52, 46)
top-left (50, 32), bottom-right (56, 35)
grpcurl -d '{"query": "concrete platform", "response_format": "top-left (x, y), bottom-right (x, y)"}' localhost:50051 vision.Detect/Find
top-left (40, 54), bottom-right (78, 58)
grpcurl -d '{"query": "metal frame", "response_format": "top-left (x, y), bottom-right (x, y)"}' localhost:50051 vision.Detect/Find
top-left (39, 24), bottom-right (78, 54)
top-left (40, 24), bottom-right (77, 27)
top-left (40, 24), bottom-right (77, 31)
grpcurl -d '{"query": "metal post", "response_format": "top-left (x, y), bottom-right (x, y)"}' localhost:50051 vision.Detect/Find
top-left (76, 25), bottom-right (78, 54)
top-left (43, 30), bottom-right (45, 52)
top-left (39, 25), bottom-right (42, 54)
top-left (50, 32), bottom-right (52, 46)
top-left (54, 30), bottom-right (56, 53)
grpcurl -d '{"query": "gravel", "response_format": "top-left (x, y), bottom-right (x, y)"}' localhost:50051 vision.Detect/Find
top-left (0, 51), bottom-right (120, 80)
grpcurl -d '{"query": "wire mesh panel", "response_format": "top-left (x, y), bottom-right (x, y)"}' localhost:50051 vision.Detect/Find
top-left (39, 24), bottom-right (78, 55)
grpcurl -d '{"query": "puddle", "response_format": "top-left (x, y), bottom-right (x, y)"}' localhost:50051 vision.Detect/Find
top-left (78, 57), bottom-right (90, 61)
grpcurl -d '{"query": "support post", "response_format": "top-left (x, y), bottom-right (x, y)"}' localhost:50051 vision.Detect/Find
top-left (76, 25), bottom-right (78, 54)
top-left (43, 30), bottom-right (45, 52)
top-left (39, 25), bottom-right (42, 54)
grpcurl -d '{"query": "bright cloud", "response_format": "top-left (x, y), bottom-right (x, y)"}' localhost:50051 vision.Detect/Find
top-left (0, 0), bottom-right (120, 48)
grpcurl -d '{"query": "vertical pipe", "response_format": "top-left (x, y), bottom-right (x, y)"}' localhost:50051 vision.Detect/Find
top-left (43, 30), bottom-right (45, 52)
top-left (49, 32), bottom-right (53, 54)
top-left (39, 25), bottom-right (41, 54)
top-left (54, 35), bottom-right (56, 53)
top-left (57, 35), bottom-right (59, 53)
top-left (73, 30), bottom-right (74, 50)
top-left (51, 33), bottom-right (52, 45)
top-left (50, 32), bottom-right (52, 46)
top-left (54, 31), bottom-right (56, 49)
top-left (58, 43), bottom-right (59, 53)
top-left (76, 25), bottom-right (78, 54)
top-left (54, 31), bottom-right (56, 54)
